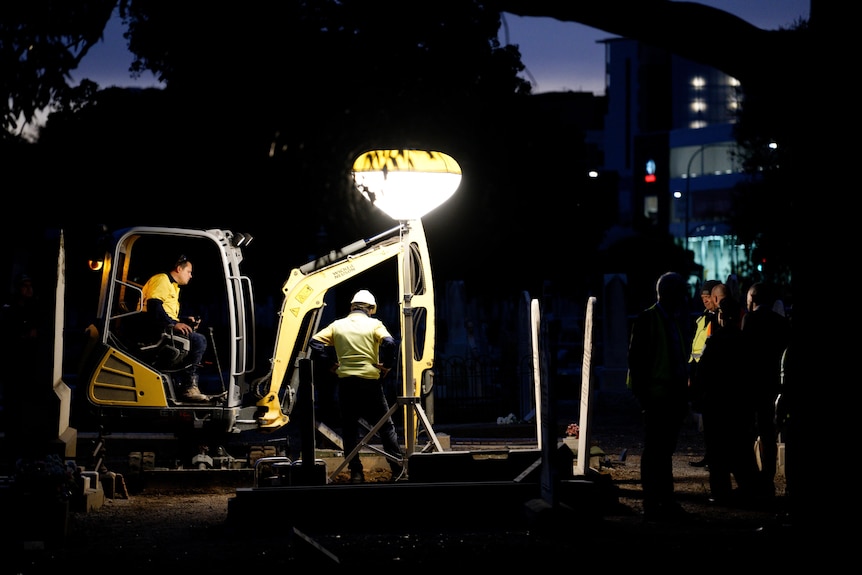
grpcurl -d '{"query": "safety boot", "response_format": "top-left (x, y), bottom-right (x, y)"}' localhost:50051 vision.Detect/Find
top-left (183, 373), bottom-right (210, 402)
top-left (389, 449), bottom-right (408, 480)
top-left (389, 462), bottom-right (406, 482)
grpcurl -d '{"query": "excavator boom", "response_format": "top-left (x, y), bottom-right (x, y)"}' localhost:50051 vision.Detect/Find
top-left (253, 220), bottom-right (436, 443)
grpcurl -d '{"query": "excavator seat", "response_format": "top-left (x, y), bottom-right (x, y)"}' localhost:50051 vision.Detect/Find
top-left (138, 331), bottom-right (191, 371)
top-left (117, 312), bottom-right (191, 371)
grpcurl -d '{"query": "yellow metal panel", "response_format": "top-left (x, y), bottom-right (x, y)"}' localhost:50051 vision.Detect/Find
top-left (88, 349), bottom-right (169, 407)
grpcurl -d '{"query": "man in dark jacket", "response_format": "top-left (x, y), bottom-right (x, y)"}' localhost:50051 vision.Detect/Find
top-left (696, 296), bottom-right (760, 505)
top-left (742, 282), bottom-right (791, 497)
top-left (627, 272), bottom-right (691, 523)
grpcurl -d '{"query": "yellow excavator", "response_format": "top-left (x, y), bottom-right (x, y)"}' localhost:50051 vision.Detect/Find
top-left (76, 221), bottom-right (436, 448)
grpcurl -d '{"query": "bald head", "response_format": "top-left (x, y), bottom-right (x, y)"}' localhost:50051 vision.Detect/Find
top-left (711, 283), bottom-right (729, 309)
top-left (656, 272), bottom-right (687, 313)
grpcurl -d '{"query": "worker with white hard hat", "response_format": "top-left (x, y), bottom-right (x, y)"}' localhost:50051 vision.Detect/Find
top-left (310, 290), bottom-right (403, 483)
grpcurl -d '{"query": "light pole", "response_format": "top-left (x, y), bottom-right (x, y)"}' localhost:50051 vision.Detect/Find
top-left (351, 149), bottom-right (462, 462)
top-left (682, 145), bottom-right (704, 252)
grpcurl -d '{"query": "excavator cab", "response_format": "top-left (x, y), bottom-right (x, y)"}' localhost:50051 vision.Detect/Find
top-left (77, 227), bottom-right (257, 434)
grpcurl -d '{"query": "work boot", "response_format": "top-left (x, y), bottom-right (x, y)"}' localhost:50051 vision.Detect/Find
top-left (182, 374), bottom-right (210, 402)
top-left (349, 470), bottom-right (365, 484)
top-left (389, 460), bottom-right (406, 482)
top-left (389, 460), bottom-right (405, 482)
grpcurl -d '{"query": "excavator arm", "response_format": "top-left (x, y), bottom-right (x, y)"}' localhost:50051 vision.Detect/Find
top-left (252, 220), bottom-right (436, 437)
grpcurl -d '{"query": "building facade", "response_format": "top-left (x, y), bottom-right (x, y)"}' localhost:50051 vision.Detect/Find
top-left (601, 38), bottom-right (750, 288)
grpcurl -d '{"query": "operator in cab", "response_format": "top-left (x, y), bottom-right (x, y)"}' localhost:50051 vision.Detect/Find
top-left (140, 255), bottom-right (210, 402)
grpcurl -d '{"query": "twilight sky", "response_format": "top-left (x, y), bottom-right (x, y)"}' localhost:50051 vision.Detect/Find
top-left (73, 1), bottom-right (810, 96)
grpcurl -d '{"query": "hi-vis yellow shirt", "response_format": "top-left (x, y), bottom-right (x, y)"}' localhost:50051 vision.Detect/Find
top-left (141, 273), bottom-right (180, 321)
top-left (312, 311), bottom-right (393, 380)
top-left (690, 313), bottom-right (712, 363)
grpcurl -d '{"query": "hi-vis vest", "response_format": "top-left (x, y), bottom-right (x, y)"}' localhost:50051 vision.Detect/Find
top-left (690, 313), bottom-right (712, 363)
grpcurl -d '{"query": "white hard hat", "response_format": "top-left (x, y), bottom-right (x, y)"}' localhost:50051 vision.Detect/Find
top-left (351, 290), bottom-right (377, 306)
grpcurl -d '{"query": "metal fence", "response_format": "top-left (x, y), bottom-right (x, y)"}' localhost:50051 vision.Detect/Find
top-left (428, 353), bottom-right (537, 424)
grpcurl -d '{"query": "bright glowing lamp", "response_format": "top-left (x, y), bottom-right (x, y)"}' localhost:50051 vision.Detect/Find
top-left (351, 148), bottom-right (461, 460)
top-left (352, 149), bottom-right (462, 221)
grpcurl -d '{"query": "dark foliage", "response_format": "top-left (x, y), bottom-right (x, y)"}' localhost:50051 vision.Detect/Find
top-left (3, 1), bottom-right (819, 301)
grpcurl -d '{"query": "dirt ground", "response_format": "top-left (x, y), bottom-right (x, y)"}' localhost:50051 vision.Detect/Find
top-left (5, 404), bottom-right (813, 573)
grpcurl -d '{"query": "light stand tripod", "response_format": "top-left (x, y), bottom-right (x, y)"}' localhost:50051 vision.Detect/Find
top-left (330, 390), bottom-right (442, 481)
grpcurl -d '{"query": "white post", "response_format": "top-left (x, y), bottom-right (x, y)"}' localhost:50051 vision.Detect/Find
top-left (574, 296), bottom-right (596, 476)
top-left (531, 299), bottom-right (544, 451)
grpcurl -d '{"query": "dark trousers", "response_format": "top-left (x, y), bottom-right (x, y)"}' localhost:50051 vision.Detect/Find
top-left (703, 407), bottom-right (760, 499)
top-left (174, 331), bottom-right (208, 392)
top-left (187, 331), bottom-right (207, 374)
top-left (640, 398), bottom-right (687, 511)
top-left (754, 396), bottom-right (778, 491)
top-left (338, 377), bottom-right (403, 473)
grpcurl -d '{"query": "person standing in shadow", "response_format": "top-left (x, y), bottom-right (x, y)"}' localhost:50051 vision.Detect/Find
top-left (1, 273), bottom-right (47, 442)
top-left (627, 271), bottom-right (692, 523)
top-left (687, 279), bottom-right (722, 468)
top-left (742, 281), bottom-right (791, 499)
top-left (695, 296), bottom-right (761, 506)
top-left (773, 339), bottom-right (793, 527)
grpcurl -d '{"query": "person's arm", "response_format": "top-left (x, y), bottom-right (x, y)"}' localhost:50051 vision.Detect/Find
top-left (179, 312), bottom-right (202, 330)
top-left (147, 299), bottom-right (197, 335)
top-left (374, 335), bottom-right (397, 378)
top-left (310, 330), bottom-right (338, 372)
top-left (309, 338), bottom-right (328, 359)
top-left (146, 299), bottom-right (175, 329)
top-left (378, 336), bottom-right (397, 370)
top-left (626, 314), bottom-right (646, 400)
top-left (627, 308), bottom-right (663, 405)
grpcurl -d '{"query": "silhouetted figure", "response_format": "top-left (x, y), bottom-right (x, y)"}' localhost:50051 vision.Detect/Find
top-left (774, 340), bottom-right (793, 525)
top-left (0, 273), bottom-right (51, 453)
top-left (695, 296), bottom-right (761, 505)
top-left (1, 273), bottom-right (40, 349)
top-left (627, 271), bottom-right (691, 523)
top-left (742, 282), bottom-right (790, 497)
